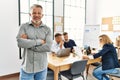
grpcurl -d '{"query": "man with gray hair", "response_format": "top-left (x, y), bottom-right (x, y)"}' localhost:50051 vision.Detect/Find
top-left (16, 4), bottom-right (52, 80)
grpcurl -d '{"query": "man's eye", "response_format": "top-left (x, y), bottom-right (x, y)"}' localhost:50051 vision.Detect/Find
top-left (33, 12), bottom-right (36, 14)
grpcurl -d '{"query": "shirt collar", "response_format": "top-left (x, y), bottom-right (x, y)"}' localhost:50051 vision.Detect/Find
top-left (54, 40), bottom-right (60, 45)
top-left (29, 21), bottom-right (45, 28)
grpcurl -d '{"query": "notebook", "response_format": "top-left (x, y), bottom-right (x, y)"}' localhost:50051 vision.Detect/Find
top-left (57, 48), bottom-right (71, 57)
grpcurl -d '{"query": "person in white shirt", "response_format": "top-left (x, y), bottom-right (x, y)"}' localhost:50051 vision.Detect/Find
top-left (51, 33), bottom-right (64, 53)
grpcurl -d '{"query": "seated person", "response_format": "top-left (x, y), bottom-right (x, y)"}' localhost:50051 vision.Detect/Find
top-left (83, 34), bottom-right (120, 80)
top-left (51, 33), bottom-right (64, 53)
top-left (63, 32), bottom-right (76, 52)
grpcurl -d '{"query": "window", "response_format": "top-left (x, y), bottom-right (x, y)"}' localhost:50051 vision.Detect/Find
top-left (18, 0), bottom-right (86, 55)
top-left (64, 0), bottom-right (86, 46)
top-left (19, 0), bottom-right (54, 34)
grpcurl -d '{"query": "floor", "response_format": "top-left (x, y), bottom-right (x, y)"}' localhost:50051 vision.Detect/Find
top-left (0, 73), bottom-right (19, 80)
top-left (0, 65), bottom-right (119, 80)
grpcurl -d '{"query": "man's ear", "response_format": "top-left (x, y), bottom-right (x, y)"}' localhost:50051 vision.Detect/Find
top-left (42, 14), bottom-right (44, 18)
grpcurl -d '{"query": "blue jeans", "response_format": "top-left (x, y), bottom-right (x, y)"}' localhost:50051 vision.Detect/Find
top-left (19, 68), bottom-right (47, 80)
top-left (93, 66), bottom-right (119, 80)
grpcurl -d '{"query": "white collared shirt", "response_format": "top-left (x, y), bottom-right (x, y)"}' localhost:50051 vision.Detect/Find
top-left (51, 41), bottom-right (65, 53)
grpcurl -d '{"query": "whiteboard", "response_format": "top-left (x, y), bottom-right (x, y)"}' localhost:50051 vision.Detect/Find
top-left (83, 25), bottom-right (100, 48)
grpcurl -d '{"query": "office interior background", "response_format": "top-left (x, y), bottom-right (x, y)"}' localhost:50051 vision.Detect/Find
top-left (0, 0), bottom-right (120, 76)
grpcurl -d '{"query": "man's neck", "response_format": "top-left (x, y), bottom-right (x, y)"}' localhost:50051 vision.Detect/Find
top-left (65, 39), bottom-right (69, 42)
top-left (32, 20), bottom-right (42, 27)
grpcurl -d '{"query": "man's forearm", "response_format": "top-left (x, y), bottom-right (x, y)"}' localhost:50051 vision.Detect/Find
top-left (30, 41), bottom-right (52, 52)
top-left (17, 38), bottom-right (42, 48)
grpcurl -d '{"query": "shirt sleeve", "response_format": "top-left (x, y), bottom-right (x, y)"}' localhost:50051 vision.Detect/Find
top-left (17, 38), bottom-right (41, 48)
top-left (30, 28), bottom-right (52, 52)
top-left (72, 40), bottom-right (77, 46)
top-left (51, 42), bottom-right (60, 53)
top-left (16, 24), bottom-right (42, 48)
top-left (93, 44), bottom-right (110, 58)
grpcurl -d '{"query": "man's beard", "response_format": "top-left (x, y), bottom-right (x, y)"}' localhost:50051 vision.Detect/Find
top-left (33, 20), bottom-right (41, 25)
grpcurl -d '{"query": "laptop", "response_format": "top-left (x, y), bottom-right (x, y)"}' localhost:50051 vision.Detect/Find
top-left (57, 48), bottom-right (71, 57)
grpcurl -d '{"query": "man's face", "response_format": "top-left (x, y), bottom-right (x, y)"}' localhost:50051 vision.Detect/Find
top-left (55, 36), bottom-right (62, 43)
top-left (30, 7), bottom-right (43, 24)
top-left (64, 34), bottom-right (68, 41)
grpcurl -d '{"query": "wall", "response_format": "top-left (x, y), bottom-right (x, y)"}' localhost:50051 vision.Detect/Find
top-left (85, 0), bottom-right (100, 48)
top-left (86, 0), bottom-right (98, 25)
top-left (0, 0), bottom-right (20, 76)
top-left (96, 0), bottom-right (120, 24)
top-left (86, 0), bottom-right (120, 24)
top-left (54, 0), bottom-right (64, 34)
top-left (54, 0), bottom-right (63, 16)
top-left (95, 0), bottom-right (120, 43)
top-left (86, 0), bottom-right (120, 44)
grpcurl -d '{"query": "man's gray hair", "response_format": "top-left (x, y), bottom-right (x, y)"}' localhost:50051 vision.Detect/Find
top-left (30, 4), bottom-right (43, 11)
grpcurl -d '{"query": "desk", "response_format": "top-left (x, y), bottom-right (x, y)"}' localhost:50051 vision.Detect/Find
top-left (48, 53), bottom-right (101, 80)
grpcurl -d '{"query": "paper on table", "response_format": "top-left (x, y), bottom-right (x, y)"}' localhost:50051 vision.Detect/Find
top-left (73, 46), bottom-right (83, 58)
top-left (63, 54), bottom-right (80, 63)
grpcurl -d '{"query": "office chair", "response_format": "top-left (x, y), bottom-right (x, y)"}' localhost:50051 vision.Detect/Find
top-left (59, 60), bottom-right (88, 80)
top-left (46, 68), bottom-right (54, 80)
top-left (106, 52), bottom-right (120, 80)
top-left (106, 68), bottom-right (120, 80)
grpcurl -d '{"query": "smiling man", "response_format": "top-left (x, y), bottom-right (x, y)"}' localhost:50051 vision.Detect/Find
top-left (16, 4), bottom-right (52, 80)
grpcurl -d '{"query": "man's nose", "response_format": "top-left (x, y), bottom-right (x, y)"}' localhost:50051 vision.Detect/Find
top-left (35, 13), bottom-right (39, 16)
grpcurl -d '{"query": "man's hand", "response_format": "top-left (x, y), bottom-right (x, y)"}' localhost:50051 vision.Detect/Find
top-left (41, 40), bottom-right (46, 44)
top-left (72, 49), bottom-right (75, 53)
top-left (60, 40), bottom-right (64, 45)
top-left (82, 55), bottom-right (89, 59)
top-left (21, 34), bottom-right (28, 39)
top-left (59, 40), bottom-right (64, 49)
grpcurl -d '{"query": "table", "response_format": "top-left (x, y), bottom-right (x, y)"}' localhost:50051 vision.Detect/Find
top-left (48, 53), bottom-right (101, 80)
